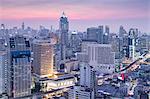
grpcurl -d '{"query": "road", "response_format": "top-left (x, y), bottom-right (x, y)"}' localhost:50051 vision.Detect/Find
top-left (98, 51), bottom-right (150, 81)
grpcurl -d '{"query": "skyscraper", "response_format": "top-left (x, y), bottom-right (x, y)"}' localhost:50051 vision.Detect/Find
top-left (22, 22), bottom-right (25, 30)
top-left (98, 26), bottom-right (104, 44)
top-left (59, 12), bottom-right (69, 61)
top-left (0, 51), bottom-right (8, 96)
top-left (78, 41), bottom-right (115, 74)
top-left (119, 26), bottom-right (127, 38)
top-left (87, 26), bottom-right (103, 44)
top-left (32, 39), bottom-right (54, 78)
top-left (128, 28), bottom-right (138, 60)
top-left (8, 35), bottom-right (31, 98)
top-left (80, 63), bottom-right (95, 89)
top-left (0, 24), bottom-right (6, 38)
top-left (103, 25), bottom-right (109, 44)
top-left (87, 27), bottom-right (98, 41)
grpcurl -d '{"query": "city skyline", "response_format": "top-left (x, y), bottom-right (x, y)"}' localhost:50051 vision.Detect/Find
top-left (0, 0), bottom-right (149, 33)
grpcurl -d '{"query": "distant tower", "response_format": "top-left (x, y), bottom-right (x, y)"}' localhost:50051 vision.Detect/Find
top-left (1, 24), bottom-right (5, 30)
top-left (119, 26), bottom-right (127, 38)
top-left (103, 25), bottom-right (109, 44)
top-left (87, 26), bottom-right (103, 44)
top-left (105, 25), bottom-right (109, 33)
top-left (59, 12), bottom-right (69, 61)
top-left (0, 24), bottom-right (6, 37)
top-left (22, 22), bottom-right (25, 30)
top-left (98, 26), bottom-right (104, 44)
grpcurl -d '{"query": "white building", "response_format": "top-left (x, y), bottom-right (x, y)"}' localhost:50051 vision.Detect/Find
top-left (80, 63), bottom-right (95, 89)
top-left (68, 86), bottom-right (94, 99)
top-left (78, 42), bottom-right (115, 74)
top-left (37, 74), bottom-right (76, 92)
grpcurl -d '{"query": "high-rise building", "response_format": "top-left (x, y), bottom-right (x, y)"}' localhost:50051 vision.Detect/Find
top-left (119, 26), bottom-right (127, 38)
top-left (0, 24), bottom-right (6, 38)
top-left (59, 12), bottom-right (69, 61)
top-left (80, 63), bottom-right (95, 89)
top-left (87, 27), bottom-right (98, 41)
top-left (22, 22), bottom-right (25, 30)
top-left (70, 32), bottom-right (82, 52)
top-left (127, 28), bottom-right (138, 60)
top-left (0, 51), bottom-right (8, 95)
top-left (138, 34), bottom-right (149, 53)
top-left (87, 26), bottom-right (103, 44)
top-left (32, 39), bottom-right (54, 78)
top-left (103, 25), bottom-right (109, 44)
top-left (78, 41), bottom-right (115, 74)
top-left (68, 63), bottom-right (95, 99)
top-left (8, 35), bottom-right (31, 98)
top-left (98, 26), bottom-right (104, 44)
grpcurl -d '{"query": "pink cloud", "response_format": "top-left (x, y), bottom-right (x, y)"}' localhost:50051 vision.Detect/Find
top-left (0, 3), bottom-right (148, 21)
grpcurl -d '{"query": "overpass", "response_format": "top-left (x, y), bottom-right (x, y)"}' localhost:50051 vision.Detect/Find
top-left (98, 51), bottom-right (150, 81)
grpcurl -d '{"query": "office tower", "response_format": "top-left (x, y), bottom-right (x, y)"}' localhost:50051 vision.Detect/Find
top-left (0, 51), bottom-right (8, 95)
top-left (87, 26), bottom-right (103, 44)
top-left (138, 34), bottom-right (149, 53)
top-left (129, 28), bottom-right (138, 38)
top-left (32, 39), bottom-right (54, 78)
top-left (39, 26), bottom-right (49, 37)
top-left (80, 63), bottom-right (95, 89)
top-left (109, 34), bottom-right (120, 57)
top-left (103, 25), bottom-right (109, 44)
top-left (70, 32), bottom-right (82, 52)
top-left (126, 28), bottom-right (139, 60)
top-left (105, 25), bottom-right (109, 34)
top-left (127, 29), bottom-right (138, 61)
top-left (78, 41), bottom-right (115, 74)
top-left (68, 63), bottom-right (95, 99)
top-left (87, 27), bottom-right (98, 41)
top-left (0, 39), bottom-right (6, 51)
top-left (119, 26), bottom-right (127, 38)
top-left (8, 35), bottom-right (31, 98)
top-left (98, 26), bottom-right (104, 44)
top-left (59, 12), bottom-right (69, 61)
top-left (22, 22), bottom-right (25, 30)
top-left (0, 24), bottom-right (6, 38)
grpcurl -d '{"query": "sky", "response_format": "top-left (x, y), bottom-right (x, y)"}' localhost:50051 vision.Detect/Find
top-left (0, 0), bottom-right (150, 33)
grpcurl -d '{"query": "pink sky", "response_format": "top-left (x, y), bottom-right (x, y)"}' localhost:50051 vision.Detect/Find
top-left (0, 0), bottom-right (149, 32)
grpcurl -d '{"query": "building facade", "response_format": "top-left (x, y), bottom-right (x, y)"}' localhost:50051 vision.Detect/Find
top-left (59, 12), bottom-right (69, 61)
top-left (32, 39), bottom-right (54, 78)
top-left (8, 35), bottom-right (31, 98)
top-left (78, 41), bottom-right (115, 74)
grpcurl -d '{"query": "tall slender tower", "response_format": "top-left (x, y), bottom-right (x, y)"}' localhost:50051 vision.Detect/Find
top-left (103, 25), bottom-right (109, 44)
top-left (59, 12), bottom-right (69, 61)
top-left (22, 22), bottom-right (25, 30)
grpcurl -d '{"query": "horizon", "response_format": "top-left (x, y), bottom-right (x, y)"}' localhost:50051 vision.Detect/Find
top-left (0, 0), bottom-right (150, 33)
